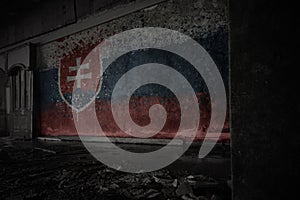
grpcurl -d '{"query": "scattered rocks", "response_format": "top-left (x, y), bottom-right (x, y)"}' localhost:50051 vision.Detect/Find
top-left (176, 181), bottom-right (193, 196)
top-left (0, 140), bottom-right (231, 200)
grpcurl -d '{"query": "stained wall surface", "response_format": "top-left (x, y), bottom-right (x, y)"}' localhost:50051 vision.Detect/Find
top-left (36, 0), bottom-right (230, 139)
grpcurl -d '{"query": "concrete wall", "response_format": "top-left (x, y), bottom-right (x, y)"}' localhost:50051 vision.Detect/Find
top-left (230, 0), bottom-right (299, 199)
top-left (0, 0), bottom-right (149, 48)
top-left (35, 0), bottom-right (229, 139)
top-left (0, 0), bottom-right (75, 48)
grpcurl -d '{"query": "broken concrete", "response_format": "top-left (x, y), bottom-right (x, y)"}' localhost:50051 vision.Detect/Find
top-left (0, 137), bottom-right (231, 200)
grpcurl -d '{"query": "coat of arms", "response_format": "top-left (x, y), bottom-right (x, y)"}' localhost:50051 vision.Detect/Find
top-left (58, 48), bottom-right (102, 111)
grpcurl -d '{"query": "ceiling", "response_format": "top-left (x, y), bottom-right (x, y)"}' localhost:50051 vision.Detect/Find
top-left (0, 0), bottom-right (41, 26)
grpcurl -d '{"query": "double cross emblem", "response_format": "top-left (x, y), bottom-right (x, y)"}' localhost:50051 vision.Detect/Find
top-left (67, 57), bottom-right (92, 88)
top-left (59, 53), bottom-right (102, 111)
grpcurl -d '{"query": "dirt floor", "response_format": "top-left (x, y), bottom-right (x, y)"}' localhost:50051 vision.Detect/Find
top-left (0, 137), bottom-right (231, 200)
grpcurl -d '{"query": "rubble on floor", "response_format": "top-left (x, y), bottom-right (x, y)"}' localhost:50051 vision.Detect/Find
top-left (0, 139), bottom-right (231, 200)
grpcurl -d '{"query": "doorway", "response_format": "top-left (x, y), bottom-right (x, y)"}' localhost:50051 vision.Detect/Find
top-left (7, 64), bottom-right (33, 138)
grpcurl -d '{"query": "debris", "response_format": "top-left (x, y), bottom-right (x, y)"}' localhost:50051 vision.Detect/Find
top-left (147, 192), bottom-right (160, 199)
top-left (172, 179), bottom-right (178, 188)
top-left (187, 175), bottom-right (194, 179)
top-left (0, 139), bottom-right (231, 200)
top-left (135, 189), bottom-right (159, 199)
top-left (37, 137), bottom-right (62, 142)
top-left (187, 177), bottom-right (197, 185)
top-left (227, 179), bottom-right (232, 189)
top-left (161, 187), bottom-right (176, 198)
top-left (98, 186), bottom-right (109, 192)
top-left (153, 175), bottom-right (160, 183)
top-left (186, 174), bottom-right (219, 189)
top-left (211, 194), bottom-right (221, 200)
top-left (153, 175), bottom-right (174, 186)
top-left (131, 188), bottom-right (144, 196)
top-left (188, 174), bottom-right (208, 181)
top-left (143, 5), bottom-right (158, 12)
top-left (109, 183), bottom-right (119, 189)
top-left (194, 181), bottom-right (219, 189)
top-left (34, 147), bottom-right (56, 154)
top-left (182, 194), bottom-right (195, 200)
top-left (176, 181), bottom-right (193, 196)
top-left (199, 196), bottom-right (210, 200)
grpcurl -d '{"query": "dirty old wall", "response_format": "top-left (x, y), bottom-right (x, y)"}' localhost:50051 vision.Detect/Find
top-left (37, 0), bottom-right (229, 139)
top-left (0, 0), bottom-right (137, 48)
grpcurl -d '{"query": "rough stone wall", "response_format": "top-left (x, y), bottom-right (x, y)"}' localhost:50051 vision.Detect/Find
top-left (36, 0), bottom-right (229, 139)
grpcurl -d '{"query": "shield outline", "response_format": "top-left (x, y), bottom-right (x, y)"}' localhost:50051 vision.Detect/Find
top-left (58, 54), bottom-right (103, 112)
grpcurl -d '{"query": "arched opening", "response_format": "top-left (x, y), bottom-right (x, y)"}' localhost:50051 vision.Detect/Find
top-left (8, 64), bottom-right (28, 113)
top-left (7, 63), bottom-right (33, 138)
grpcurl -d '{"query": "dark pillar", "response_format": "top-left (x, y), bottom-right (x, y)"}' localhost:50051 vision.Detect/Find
top-left (230, 0), bottom-right (299, 199)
